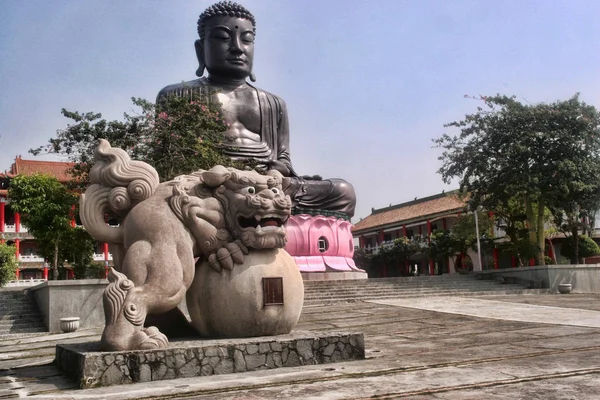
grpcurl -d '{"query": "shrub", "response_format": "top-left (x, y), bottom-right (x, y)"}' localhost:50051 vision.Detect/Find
top-left (560, 235), bottom-right (600, 261)
top-left (0, 243), bottom-right (18, 286)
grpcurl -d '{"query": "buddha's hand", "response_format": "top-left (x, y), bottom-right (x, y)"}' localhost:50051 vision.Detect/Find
top-left (207, 239), bottom-right (249, 272)
top-left (265, 160), bottom-right (291, 177)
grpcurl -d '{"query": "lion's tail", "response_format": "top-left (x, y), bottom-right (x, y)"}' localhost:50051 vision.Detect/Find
top-left (80, 139), bottom-right (160, 244)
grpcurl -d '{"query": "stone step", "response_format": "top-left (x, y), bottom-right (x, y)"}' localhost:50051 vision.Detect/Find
top-left (0, 312), bottom-right (44, 320)
top-left (0, 318), bottom-right (46, 327)
top-left (303, 282), bottom-right (520, 294)
top-left (304, 275), bottom-right (480, 284)
top-left (0, 316), bottom-right (42, 327)
top-left (0, 318), bottom-right (45, 326)
top-left (303, 279), bottom-right (494, 288)
top-left (0, 290), bottom-right (46, 334)
top-left (0, 305), bottom-right (42, 313)
top-left (304, 286), bottom-right (530, 300)
top-left (303, 288), bottom-right (550, 306)
top-left (300, 275), bottom-right (544, 305)
top-left (303, 282), bottom-right (510, 292)
top-left (0, 326), bottom-right (47, 334)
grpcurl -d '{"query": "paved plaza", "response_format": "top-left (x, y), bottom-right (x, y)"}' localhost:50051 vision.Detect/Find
top-left (2, 294), bottom-right (600, 399)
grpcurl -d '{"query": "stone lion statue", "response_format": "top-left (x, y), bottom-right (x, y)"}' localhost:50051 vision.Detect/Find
top-left (80, 140), bottom-right (299, 351)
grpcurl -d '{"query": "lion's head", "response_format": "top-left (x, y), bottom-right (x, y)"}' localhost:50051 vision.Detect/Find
top-left (210, 167), bottom-right (292, 249)
top-left (170, 165), bottom-right (292, 252)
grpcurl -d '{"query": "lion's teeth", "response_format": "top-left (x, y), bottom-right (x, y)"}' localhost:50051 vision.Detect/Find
top-left (255, 215), bottom-right (262, 221)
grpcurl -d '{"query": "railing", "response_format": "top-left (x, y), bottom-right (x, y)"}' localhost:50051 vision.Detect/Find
top-left (5, 279), bottom-right (47, 287)
top-left (93, 253), bottom-right (113, 261)
top-left (2, 224), bottom-right (29, 233)
top-left (19, 254), bottom-right (45, 263)
top-left (17, 254), bottom-right (113, 263)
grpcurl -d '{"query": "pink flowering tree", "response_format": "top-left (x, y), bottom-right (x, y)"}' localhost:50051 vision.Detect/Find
top-left (30, 93), bottom-right (250, 184)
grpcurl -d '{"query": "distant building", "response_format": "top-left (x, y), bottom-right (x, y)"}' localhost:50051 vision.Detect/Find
top-left (0, 156), bottom-right (112, 280)
top-left (353, 191), bottom-right (468, 276)
top-left (352, 190), bottom-right (600, 276)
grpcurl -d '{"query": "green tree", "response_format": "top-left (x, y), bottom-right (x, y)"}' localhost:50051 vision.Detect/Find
top-left (426, 230), bottom-right (459, 265)
top-left (8, 174), bottom-right (78, 280)
top-left (30, 94), bottom-right (251, 186)
top-left (0, 243), bottom-right (18, 287)
top-left (450, 212), bottom-right (494, 255)
top-left (352, 247), bottom-right (375, 276)
top-left (392, 236), bottom-right (424, 264)
top-left (62, 227), bottom-right (96, 279)
top-left (560, 235), bottom-right (600, 263)
top-left (435, 94), bottom-right (600, 265)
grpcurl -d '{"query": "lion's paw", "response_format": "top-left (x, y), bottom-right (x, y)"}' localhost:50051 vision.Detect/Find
top-left (208, 239), bottom-right (249, 271)
top-left (132, 326), bottom-right (169, 350)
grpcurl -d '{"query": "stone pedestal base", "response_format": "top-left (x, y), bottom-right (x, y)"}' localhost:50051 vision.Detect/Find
top-left (301, 271), bottom-right (368, 281)
top-left (55, 331), bottom-right (365, 388)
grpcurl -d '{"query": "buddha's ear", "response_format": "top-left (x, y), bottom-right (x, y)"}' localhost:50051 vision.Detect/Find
top-left (194, 39), bottom-right (205, 77)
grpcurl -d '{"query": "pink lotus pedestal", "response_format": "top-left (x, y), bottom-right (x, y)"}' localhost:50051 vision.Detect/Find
top-left (284, 214), bottom-right (367, 281)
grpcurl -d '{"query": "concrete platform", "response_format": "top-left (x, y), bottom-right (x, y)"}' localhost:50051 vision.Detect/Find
top-left (55, 331), bottom-right (364, 388)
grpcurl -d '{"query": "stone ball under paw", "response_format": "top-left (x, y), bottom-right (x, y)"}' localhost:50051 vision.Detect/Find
top-left (186, 248), bottom-right (304, 338)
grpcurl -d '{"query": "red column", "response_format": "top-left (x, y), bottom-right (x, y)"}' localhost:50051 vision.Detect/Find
top-left (70, 204), bottom-right (76, 227)
top-left (104, 243), bottom-right (110, 278)
top-left (493, 248), bottom-right (499, 269)
top-left (15, 239), bottom-right (20, 260)
top-left (511, 256), bottom-right (517, 268)
top-left (0, 199), bottom-right (5, 233)
top-left (442, 218), bottom-right (447, 231)
top-left (403, 225), bottom-right (407, 237)
top-left (15, 268), bottom-right (20, 280)
top-left (529, 258), bottom-right (535, 266)
top-left (14, 212), bottom-right (20, 233)
top-left (378, 230), bottom-right (384, 245)
top-left (358, 235), bottom-right (364, 248)
top-left (68, 269), bottom-right (74, 279)
top-left (43, 266), bottom-right (48, 280)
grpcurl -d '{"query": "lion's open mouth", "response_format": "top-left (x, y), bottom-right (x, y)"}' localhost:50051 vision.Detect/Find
top-left (238, 214), bottom-right (288, 229)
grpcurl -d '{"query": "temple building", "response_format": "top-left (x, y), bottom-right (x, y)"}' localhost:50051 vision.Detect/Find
top-left (352, 191), bottom-right (470, 276)
top-left (352, 190), bottom-right (600, 276)
top-left (0, 157), bottom-right (112, 280)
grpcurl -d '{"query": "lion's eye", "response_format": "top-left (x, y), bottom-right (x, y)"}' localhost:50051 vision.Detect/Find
top-left (271, 188), bottom-right (280, 195)
top-left (244, 187), bottom-right (256, 194)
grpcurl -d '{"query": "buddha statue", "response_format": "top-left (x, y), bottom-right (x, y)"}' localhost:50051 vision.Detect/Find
top-left (157, 1), bottom-right (356, 219)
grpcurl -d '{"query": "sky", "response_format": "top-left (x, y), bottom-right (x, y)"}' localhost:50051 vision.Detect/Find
top-left (1, 0), bottom-right (599, 222)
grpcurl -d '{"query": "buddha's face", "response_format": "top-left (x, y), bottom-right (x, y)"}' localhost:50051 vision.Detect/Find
top-left (201, 16), bottom-right (255, 79)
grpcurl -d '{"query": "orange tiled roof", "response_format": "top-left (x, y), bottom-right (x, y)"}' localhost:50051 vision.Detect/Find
top-left (353, 191), bottom-right (467, 234)
top-left (2, 156), bottom-right (75, 183)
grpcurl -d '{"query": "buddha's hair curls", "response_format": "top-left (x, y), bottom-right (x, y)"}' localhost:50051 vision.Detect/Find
top-left (197, 1), bottom-right (256, 40)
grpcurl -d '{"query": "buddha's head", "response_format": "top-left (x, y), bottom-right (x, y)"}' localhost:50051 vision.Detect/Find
top-left (195, 1), bottom-right (256, 81)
